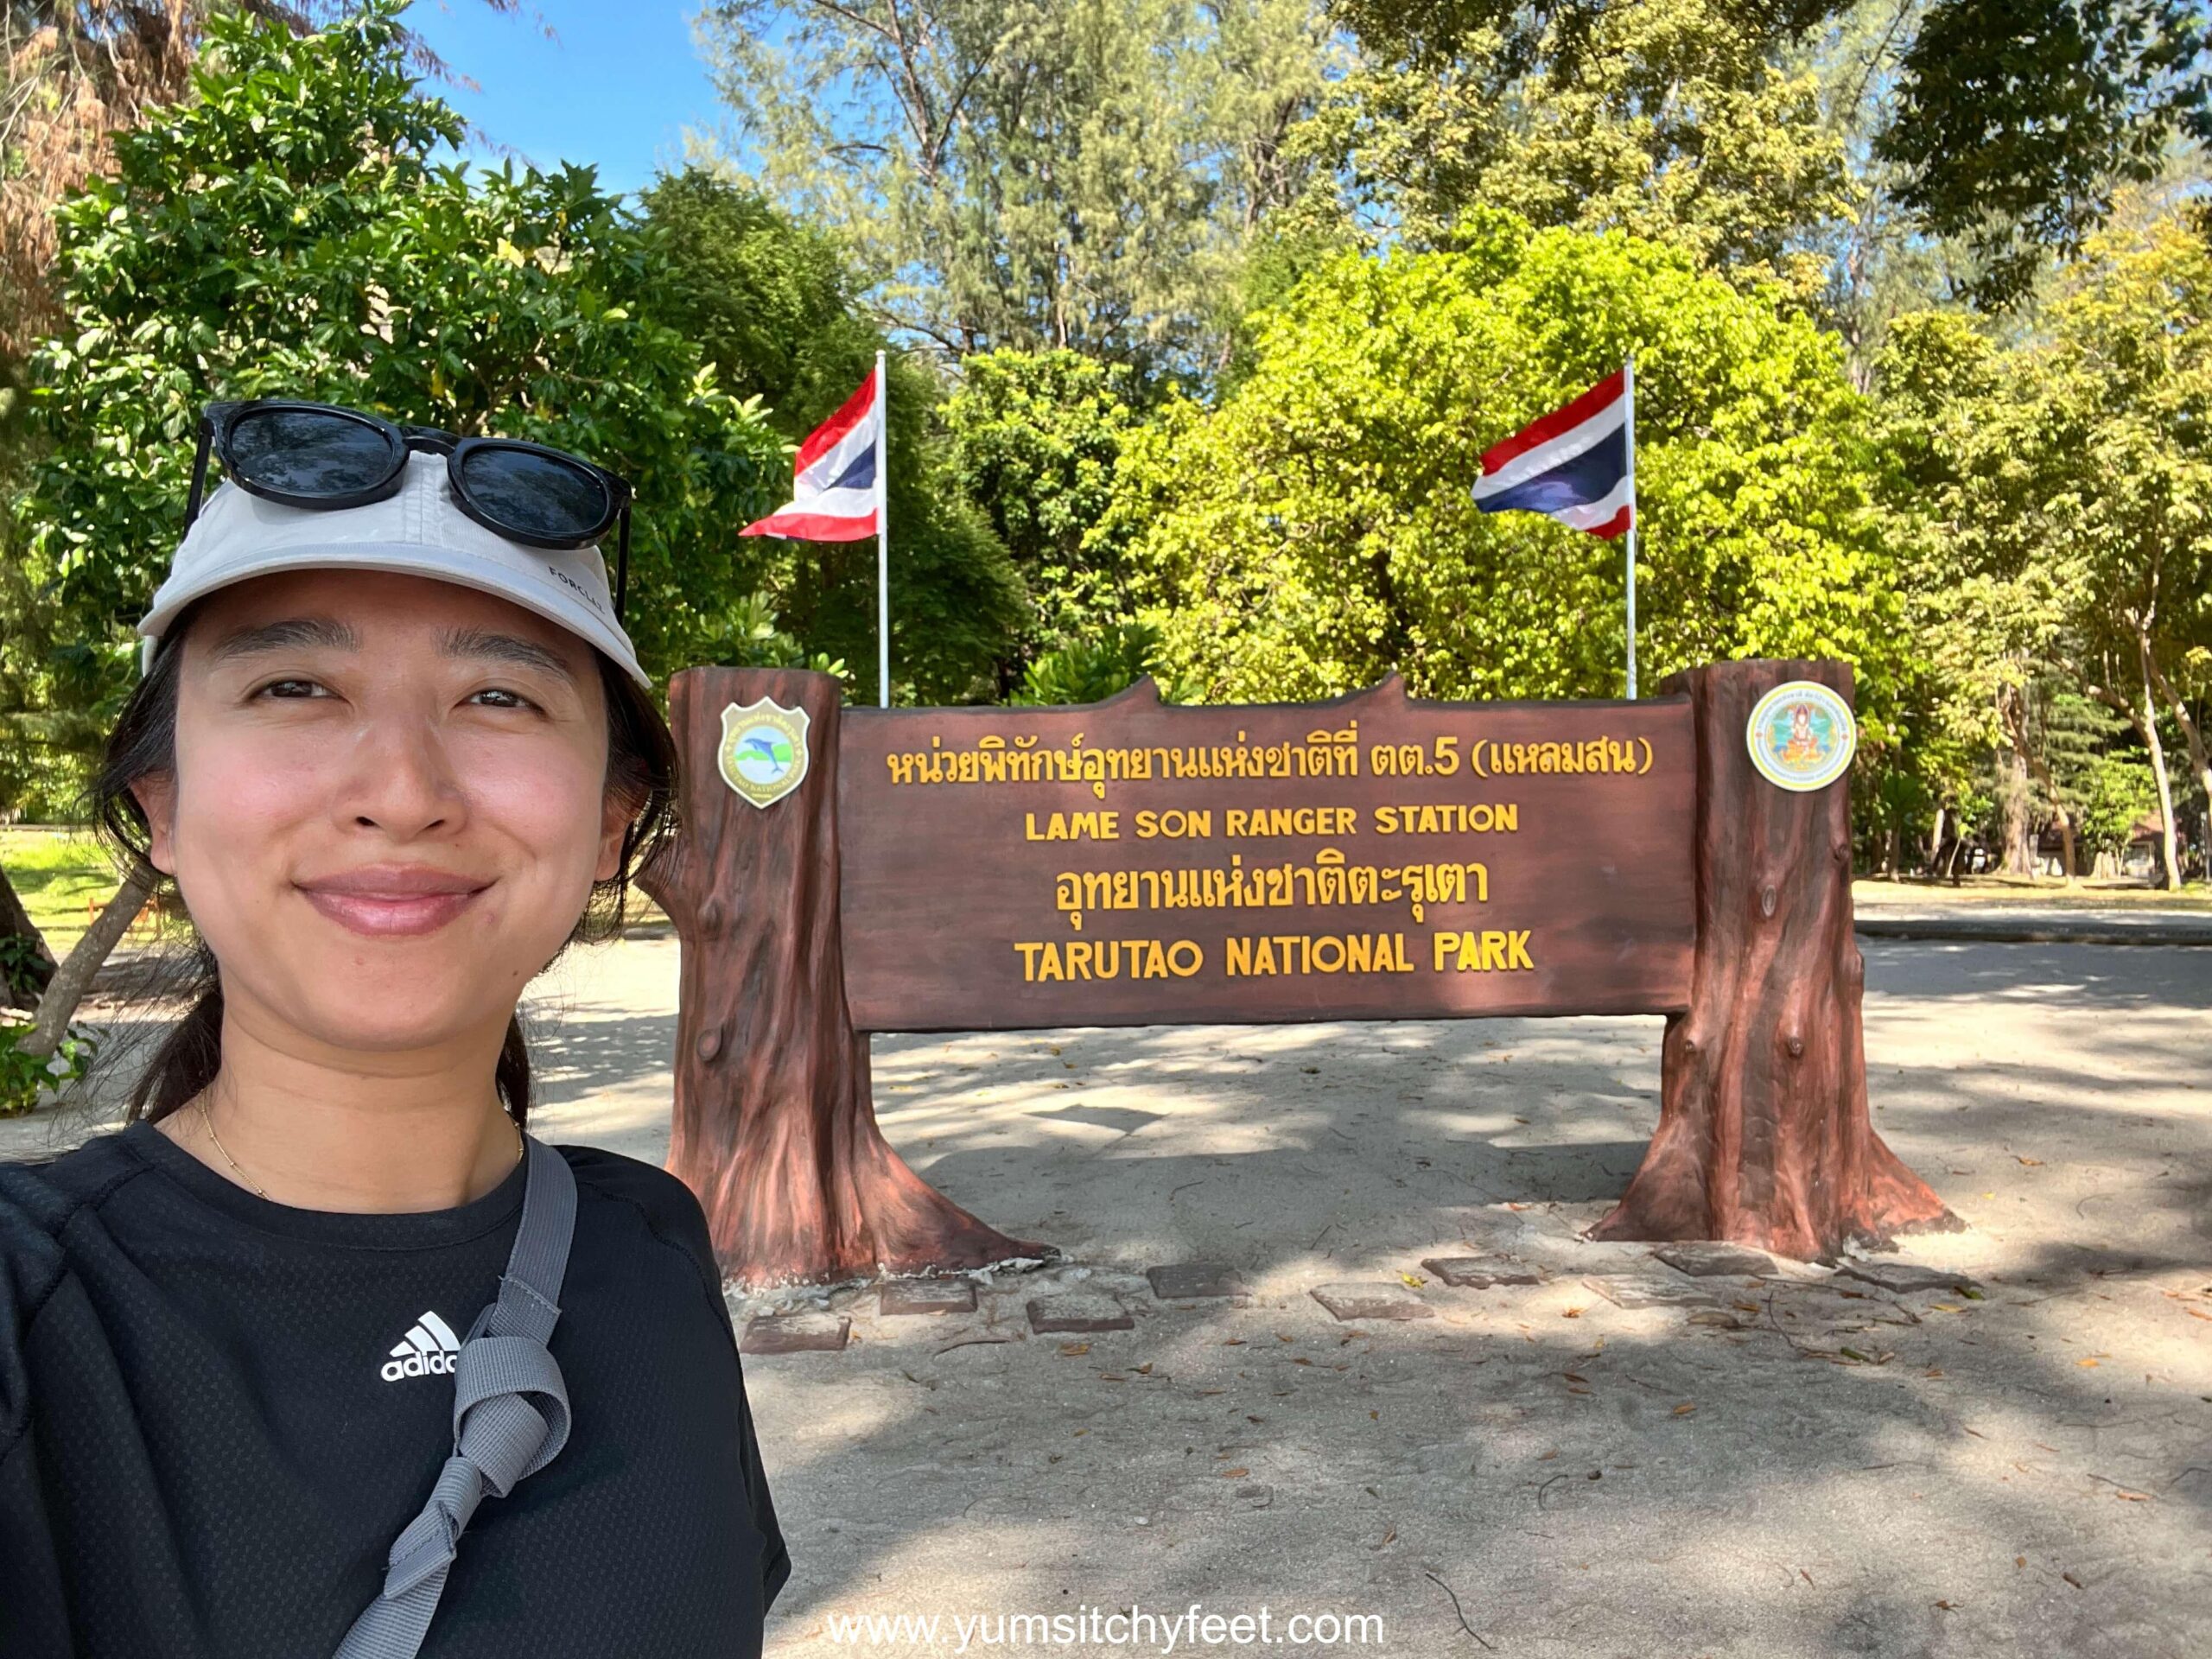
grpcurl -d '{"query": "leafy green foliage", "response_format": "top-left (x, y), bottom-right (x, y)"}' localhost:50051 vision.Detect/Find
top-left (1866, 204), bottom-right (2212, 880)
top-left (692, 590), bottom-right (852, 686)
top-left (1010, 621), bottom-right (1196, 705)
top-left (2078, 751), bottom-right (2160, 860)
top-left (0, 1020), bottom-right (97, 1118)
top-left (1878, 0), bottom-right (2212, 306)
top-left (696, 0), bottom-right (1339, 382)
top-left (1328, 0), bottom-right (2212, 308)
top-left (1310, 0), bottom-right (1850, 302)
top-left (18, 1), bottom-right (787, 705)
top-left (642, 168), bottom-right (1028, 702)
top-left (1108, 213), bottom-right (1901, 721)
top-left (941, 348), bottom-right (1141, 656)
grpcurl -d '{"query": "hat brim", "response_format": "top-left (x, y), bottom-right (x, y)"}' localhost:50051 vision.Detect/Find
top-left (136, 539), bottom-right (652, 690)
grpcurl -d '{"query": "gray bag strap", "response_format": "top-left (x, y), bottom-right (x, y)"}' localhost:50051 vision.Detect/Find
top-left (334, 1134), bottom-right (579, 1659)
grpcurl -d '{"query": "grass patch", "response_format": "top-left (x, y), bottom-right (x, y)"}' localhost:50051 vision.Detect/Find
top-left (1853, 875), bottom-right (2212, 913)
top-left (1, 826), bottom-right (137, 957)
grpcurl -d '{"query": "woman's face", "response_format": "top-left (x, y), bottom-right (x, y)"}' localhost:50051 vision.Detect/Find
top-left (131, 568), bottom-right (632, 1058)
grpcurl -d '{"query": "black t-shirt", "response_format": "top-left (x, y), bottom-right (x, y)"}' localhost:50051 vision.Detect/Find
top-left (0, 1120), bottom-right (790, 1657)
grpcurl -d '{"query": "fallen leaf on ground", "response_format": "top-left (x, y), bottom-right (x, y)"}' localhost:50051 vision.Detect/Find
top-left (1059, 1343), bottom-right (1090, 1357)
top-left (1673, 1402), bottom-right (1696, 1416)
top-left (1221, 1466), bottom-right (1249, 1478)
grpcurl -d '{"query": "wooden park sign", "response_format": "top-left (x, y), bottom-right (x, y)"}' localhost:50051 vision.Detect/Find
top-left (639, 658), bottom-right (1955, 1289)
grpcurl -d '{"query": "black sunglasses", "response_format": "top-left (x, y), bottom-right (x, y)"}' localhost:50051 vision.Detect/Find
top-left (185, 399), bottom-right (633, 621)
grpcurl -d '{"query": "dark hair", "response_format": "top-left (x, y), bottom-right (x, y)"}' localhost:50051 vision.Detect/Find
top-left (85, 590), bottom-right (677, 1128)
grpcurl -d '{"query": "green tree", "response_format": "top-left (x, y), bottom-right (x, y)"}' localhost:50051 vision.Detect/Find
top-left (940, 347), bottom-right (1141, 663)
top-left (1106, 213), bottom-right (1902, 719)
top-left (2037, 207), bottom-right (2212, 887)
top-left (1870, 208), bottom-right (2212, 889)
top-left (696, 0), bottom-right (1340, 382)
top-left (1306, 0), bottom-right (1851, 302)
top-left (1325, 0), bottom-right (2212, 308)
top-left (640, 168), bottom-right (1027, 702)
top-left (1866, 310), bottom-right (2072, 876)
top-left (16, 1), bottom-right (787, 737)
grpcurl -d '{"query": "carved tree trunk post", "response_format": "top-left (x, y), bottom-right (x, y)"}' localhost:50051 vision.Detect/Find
top-left (1591, 659), bottom-right (1955, 1259)
top-left (639, 665), bottom-right (1050, 1289)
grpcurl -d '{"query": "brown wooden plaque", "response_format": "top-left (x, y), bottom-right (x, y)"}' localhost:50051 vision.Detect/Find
top-left (837, 674), bottom-right (1694, 1032)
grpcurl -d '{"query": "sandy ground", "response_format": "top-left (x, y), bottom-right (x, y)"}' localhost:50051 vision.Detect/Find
top-left (7, 937), bottom-right (2209, 1658)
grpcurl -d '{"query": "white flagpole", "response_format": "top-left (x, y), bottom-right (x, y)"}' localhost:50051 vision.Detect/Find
top-left (874, 348), bottom-right (890, 709)
top-left (1624, 354), bottom-right (1638, 701)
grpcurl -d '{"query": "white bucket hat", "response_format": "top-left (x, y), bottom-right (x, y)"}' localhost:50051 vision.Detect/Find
top-left (136, 449), bottom-right (651, 689)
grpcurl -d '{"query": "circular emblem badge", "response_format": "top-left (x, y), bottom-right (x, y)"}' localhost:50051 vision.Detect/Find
top-left (1745, 680), bottom-right (1856, 792)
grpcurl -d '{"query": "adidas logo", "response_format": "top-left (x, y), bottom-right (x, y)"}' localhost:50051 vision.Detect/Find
top-left (381, 1311), bottom-right (461, 1382)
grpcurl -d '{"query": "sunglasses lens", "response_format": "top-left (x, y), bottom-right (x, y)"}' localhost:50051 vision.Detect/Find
top-left (457, 446), bottom-right (611, 542)
top-left (226, 407), bottom-right (399, 495)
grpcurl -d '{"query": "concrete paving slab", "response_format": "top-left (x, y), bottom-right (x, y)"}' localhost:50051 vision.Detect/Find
top-left (1654, 1241), bottom-right (1781, 1278)
top-left (1423, 1255), bottom-right (1545, 1287)
top-left (1310, 1281), bottom-right (1435, 1321)
top-left (1025, 1293), bottom-right (1132, 1333)
top-left (1143, 1262), bottom-right (1246, 1300)
top-left (878, 1279), bottom-right (977, 1317)
top-left (741, 1313), bottom-right (850, 1355)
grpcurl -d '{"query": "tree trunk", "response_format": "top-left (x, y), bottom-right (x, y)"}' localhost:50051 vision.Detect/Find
top-left (1590, 660), bottom-right (1955, 1260)
top-left (0, 864), bottom-right (56, 1010)
top-left (641, 666), bottom-right (1051, 1289)
top-left (2029, 758), bottom-right (2075, 882)
top-left (1925, 804), bottom-right (1946, 877)
top-left (1992, 683), bottom-right (2037, 877)
top-left (2136, 648), bottom-right (2182, 892)
top-left (18, 861), bottom-right (157, 1062)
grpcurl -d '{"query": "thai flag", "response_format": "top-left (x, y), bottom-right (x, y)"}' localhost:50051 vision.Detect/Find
top-left (1472, 367), bottom-right (1634, 540)
top-left (741, 369), bottom-right (882, 542)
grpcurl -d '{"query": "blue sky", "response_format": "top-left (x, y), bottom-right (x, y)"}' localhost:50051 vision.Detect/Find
top-left (401, 1), bottom-right (730, 198)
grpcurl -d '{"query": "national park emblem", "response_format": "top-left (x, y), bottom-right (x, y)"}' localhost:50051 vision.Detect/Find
top-left (717, 697), bottom-right (811, 810)
top-left (1745, 680), bottom-right (1856, 792)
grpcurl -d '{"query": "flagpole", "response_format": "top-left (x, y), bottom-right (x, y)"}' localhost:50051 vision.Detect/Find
top-left (874, 348), bottom-right (890, 709)
top-left (1624, 353), bottom-right (1638, 702)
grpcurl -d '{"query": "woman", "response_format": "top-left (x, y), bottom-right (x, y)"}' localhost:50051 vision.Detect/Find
top-left (0, 401), bottom-right (789, 1656)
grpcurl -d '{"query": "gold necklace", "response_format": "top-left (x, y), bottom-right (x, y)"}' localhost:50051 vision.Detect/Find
top-left (198, 1096), bottom-right (268, 1198)
top-left (194, 1098), bottom-right (524, 1201)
